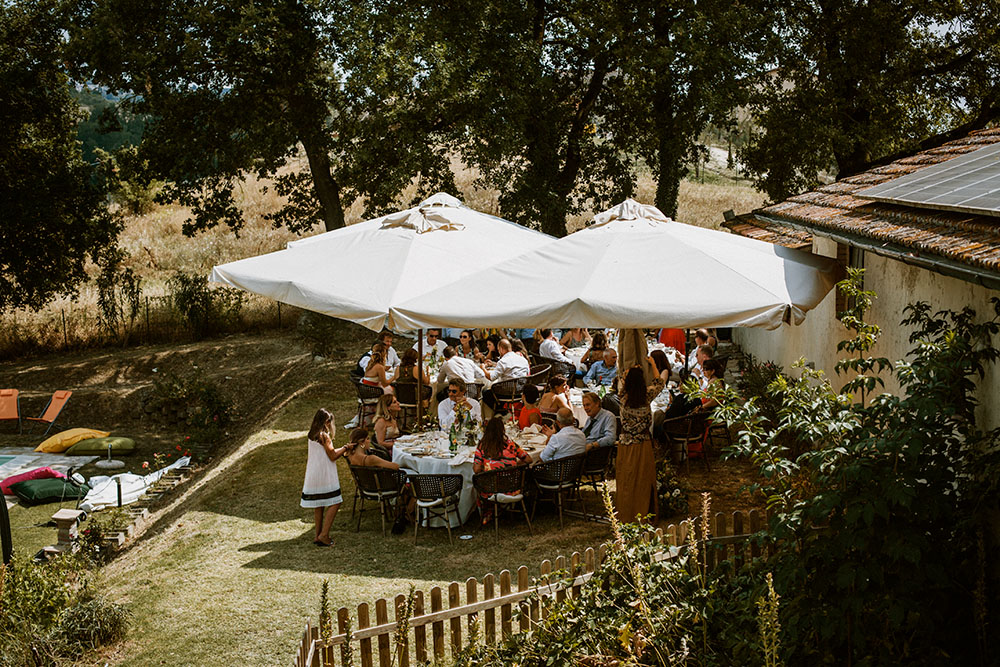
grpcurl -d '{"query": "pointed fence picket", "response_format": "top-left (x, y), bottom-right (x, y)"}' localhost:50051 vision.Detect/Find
top-left (293, 510), bottom-right (768, 666)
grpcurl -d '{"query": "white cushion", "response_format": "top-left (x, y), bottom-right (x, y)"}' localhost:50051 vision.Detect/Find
top-left (487, 493), bottom-right (523, 503)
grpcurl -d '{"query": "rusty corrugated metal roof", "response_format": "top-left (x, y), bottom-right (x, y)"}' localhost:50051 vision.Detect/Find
top-left (736, 128), bottom-right (1000, 272)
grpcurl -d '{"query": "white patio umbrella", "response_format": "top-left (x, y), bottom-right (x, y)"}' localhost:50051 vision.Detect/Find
top-left (209, 193), bottom-right (554, 332)
top-left (391, 198), bottom-right (843, 330)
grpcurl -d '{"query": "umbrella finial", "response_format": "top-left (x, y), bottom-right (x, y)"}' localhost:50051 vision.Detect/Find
top-left (590, 199), bottom-right (672, 228)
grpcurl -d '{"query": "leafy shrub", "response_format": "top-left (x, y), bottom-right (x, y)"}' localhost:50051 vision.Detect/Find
top-left (713, 269), bottom-right (1000, 665)
top-left (168, 271), bottom-right (246, 339)
top-left (145, 371), bottom-right (234, 442)
top-left (0, 553), bottom-right (130, 665)
top-left (77, 509), bottom-right (131, 565)
top-left (657, 460), bottom-right (689, 517)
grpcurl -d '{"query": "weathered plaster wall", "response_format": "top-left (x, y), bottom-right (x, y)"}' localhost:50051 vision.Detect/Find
top-left (734, 238), bottom-right (1000, 429)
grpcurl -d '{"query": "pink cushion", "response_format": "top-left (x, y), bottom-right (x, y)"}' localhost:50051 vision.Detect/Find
top-left (1, 466), bottom-right (66, 495)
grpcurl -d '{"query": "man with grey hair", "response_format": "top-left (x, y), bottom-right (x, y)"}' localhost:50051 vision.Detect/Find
top-left (581, 391), bottom-right (616, 449)
top-left (539, 407), bottom-right (587, 462)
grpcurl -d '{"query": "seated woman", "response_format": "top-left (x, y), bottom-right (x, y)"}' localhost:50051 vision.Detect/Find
top-left (560, 327), bottom-right (592, 349)
top-left (362, 348), bottom-right (396, 393)
top-left (473, 417), bottom-right (530, 473)
top-left (482, 334), bottom-right (502, 364)
top-left (457, 330), bottom-right (479, 360)
top-left (579, 332), bottom-right (608, 371)
top-left (345, 427), bottom-right (399, 469)
top-left (650, 349), bottom-right (674, 384)
top-left (372, 394), bottom-right (402, 456)
top-left (395, 348), bottom-right (430, 385)
top-left (511, 339), bottom-right (531, 363)
top-left (687, 358), bottom-right (725, 459)
top-left (519, 384), bottom-right (543, 429)
top-left (538, 375), bottom-right (571, 414)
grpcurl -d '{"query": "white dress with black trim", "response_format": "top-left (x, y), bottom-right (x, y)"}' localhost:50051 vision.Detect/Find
top-left (301, 438), bottom-right (343, 508)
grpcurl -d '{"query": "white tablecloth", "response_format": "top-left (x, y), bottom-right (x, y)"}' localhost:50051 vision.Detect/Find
top-left (392, 428), bottom-right (543, 527)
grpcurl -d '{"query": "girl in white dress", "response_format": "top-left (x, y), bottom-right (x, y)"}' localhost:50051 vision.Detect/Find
top-left (301, 409), bottom-right (346, 546)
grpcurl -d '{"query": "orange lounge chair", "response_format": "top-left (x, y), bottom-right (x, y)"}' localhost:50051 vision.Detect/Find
top-left (26, 390), bottom-right (72, 435)
top-left (0, 389), bottom-right (20, 434)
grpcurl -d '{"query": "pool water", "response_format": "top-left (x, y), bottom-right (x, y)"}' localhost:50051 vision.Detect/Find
top-left (0, 455), bottom-right (13, 466)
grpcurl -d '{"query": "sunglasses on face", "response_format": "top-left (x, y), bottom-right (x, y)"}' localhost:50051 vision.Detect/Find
top-left (448, 388), bottom-right (459, 394)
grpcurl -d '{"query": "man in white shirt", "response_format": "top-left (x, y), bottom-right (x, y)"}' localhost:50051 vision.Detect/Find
top-left (539, 408), bottom-right (587, 462)
top-left (379, 330), bottom-right (401, 370)
top-left (686, 329), bottom-right (710, 370)
top-left (481, 339), bottom-right (530, 412)
top-left (436, 347), bottom-right (485, 400)
top-left (412, 329), bottom-right (447, 358)
top-left (438, 379), bottom-right (482, 430)
top-left (538, 328), bottom-right (572, 364)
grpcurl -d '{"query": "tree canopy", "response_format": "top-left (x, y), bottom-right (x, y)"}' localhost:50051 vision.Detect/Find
top-left (0, 0), bottom-right (119, 312)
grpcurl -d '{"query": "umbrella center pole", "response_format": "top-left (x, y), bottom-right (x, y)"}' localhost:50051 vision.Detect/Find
top-left (416, 329), bottom-right (424, 431)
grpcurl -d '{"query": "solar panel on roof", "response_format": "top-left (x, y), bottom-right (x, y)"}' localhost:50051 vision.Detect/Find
top-left (856, 142), bottom-right (1000, 218)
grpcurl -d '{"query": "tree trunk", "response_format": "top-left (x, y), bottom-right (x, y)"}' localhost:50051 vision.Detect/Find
top-left (300, 136), bottom-right (346, 232)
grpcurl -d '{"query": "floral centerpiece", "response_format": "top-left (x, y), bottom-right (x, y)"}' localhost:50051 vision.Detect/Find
top-left (448, 401), bottom-right (481, 453)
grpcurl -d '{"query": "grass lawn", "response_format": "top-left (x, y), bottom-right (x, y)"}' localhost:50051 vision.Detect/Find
top-left (94, 383), bottom-right (613, 666)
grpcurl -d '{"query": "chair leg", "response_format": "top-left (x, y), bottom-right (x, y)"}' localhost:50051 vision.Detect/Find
top-left (378, 498), bottom-right (387, 537)
top-left (493, 502), bottom-right (500, 542)
top-left (356, 497), bottom-right (365, 532)
top-left (443, 503), bottom-right (453, 545)
top-left (557, 491), bottom-right (564, 529)
top-left (521, 499), bottom-right (533, 535)
top-left (414, 506), bottom-right (420, 544)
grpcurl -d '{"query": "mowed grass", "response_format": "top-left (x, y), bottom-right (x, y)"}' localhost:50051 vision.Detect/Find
top-left (95, 383), bottom-right (612, 666)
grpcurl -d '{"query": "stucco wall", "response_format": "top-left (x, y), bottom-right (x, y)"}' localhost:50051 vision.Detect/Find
top-left (733, 238), bottom-right (1000, 429)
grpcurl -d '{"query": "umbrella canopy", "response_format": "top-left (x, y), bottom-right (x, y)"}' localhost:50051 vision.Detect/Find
top-left (209, 193), bottom-right (554, 331)
top-left (392, 198), bottom-right (843, 330)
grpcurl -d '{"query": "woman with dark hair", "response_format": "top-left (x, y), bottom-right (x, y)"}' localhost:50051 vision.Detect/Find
top-left (519, 384), bottom-right (543, 429)
top-left (616, 364), bottom-right (666, 524)
top-left (483, 334), bottom-right (502, 363)
top-left (473, 417), bottom-right (530, 474)
top-left (457, 330), bottom-right (479, 360)
top-left (580, 332), bottom-right (608, 369)
top-left (511, 339), bottom-right (531, 363)
top-left (538, 375), bottom-right (571, 413)
top-left (396, 348), bottom-right (430, 385)
top-left (649, 349), bottom-right (673, 382)
top-left (301, 409), bottom-right (347, 546)
top-left (363, 348), bottom-right (396, 393)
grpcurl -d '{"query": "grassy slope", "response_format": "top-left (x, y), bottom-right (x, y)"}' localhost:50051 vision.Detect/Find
top-left (96, 383), bottom-right (611, 666)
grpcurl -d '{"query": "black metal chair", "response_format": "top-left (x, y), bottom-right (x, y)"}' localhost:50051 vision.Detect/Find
top-left (465, 382), bottom-right (484, 401)
top-left (527, 364), bottom-right (551, 388)
top-left (661, 411), bottom-right (710, 472)
top-left (548, 360), bottom-right (578, 386)
top-left (410, 473), bottom-right (464, 544)
top-left (530, 453), bottom-right (586, 528)
top-left (393, 381), bottom-right (432, 432)
top-left (540, 412), bottom-right (558, 430)
top-left (348, 465), bottom-right (408, 536)
top-left (473, 465), bottom-right (533, 541)
top-left (353, 381), bottom-right (384, 428)
top-left (579, 445), bottom-right (616, 495)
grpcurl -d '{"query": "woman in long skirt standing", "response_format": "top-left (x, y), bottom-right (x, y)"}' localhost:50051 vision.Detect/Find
top-left (302, 409), bottom-right (346, 546)
top-left (615, 364), bottom-right (665, 524)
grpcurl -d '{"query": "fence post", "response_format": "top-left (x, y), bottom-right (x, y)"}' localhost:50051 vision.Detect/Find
top-left (733, 511), bottom-right (745, 569)
top-left (483, 574), bottom-right (496, 644)
top-left (430, 586), bottom-right (445, 660)
top-left (538, 560), bottom-right (551, 620)
top-left (413, 591), bottom-right (427, 664)
top-left (448, 582), bottom-right (462, 657)
top-left (554, 556), bottom-right (566, 604)
top-left (337, 607), bottom-right (350, 666)
top-left (465, 578), bottom-right (479, 645)
top-left (357, 602), bottom-right (372, 667)
top-left (61, 309), bottom-right (68, 347)
top-left (394, 594), bottom-right (410, 667)
top-left (517, 567), bottom-right (530, 632)
top-left (499, 570), bottom-right (512, 637)
top-left (375, 598), bottom-right (390, 667)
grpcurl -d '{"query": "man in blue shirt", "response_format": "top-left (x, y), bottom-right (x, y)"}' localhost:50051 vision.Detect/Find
top-left (581, 392), bottom-right (617, 448)
top-left (539, 408), bottom-right (587, 462)
top-left (584, 349), bottom-right (618, 386)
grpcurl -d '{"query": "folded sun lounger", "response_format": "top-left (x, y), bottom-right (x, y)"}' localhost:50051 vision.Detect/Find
top-left (0, 389), bottom-right (20, 434)
top-left (26, 390), bottom-right (72, 436)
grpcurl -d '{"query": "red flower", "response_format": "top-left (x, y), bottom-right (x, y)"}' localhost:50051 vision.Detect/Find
top-left (176, 445), bottom-right (183, 451)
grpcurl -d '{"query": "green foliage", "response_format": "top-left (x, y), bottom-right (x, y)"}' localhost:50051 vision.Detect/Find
top-left (168, 271), bottom-right (246, 339)
top-left (741, 0), bottom-right (1000, 201)
top-left (713, 270), bottom-right (1000, 664)
top-left (77, 509), bottom-right (131, 566)
top-left (146, 371), bottom-right (234, 442)
top-left (835, 268), bottom-right (891, 401)
top-left (656, 460), bottom-right (689, 517)
top-left (96, 247), bottom-right (142, 345)
top-left (0, 0), bottom-right (121, 313)
top-left (72, 87), bottom-right (145, 164)
top-left (0, 553), bottom-right (130, 665)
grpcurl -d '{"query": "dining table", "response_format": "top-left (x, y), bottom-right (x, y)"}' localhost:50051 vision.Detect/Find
top-left (392, 424), bottom-right (546, 528)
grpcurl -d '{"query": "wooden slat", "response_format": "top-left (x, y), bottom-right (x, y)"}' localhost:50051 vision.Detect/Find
top-left (466, 578), bottom-right (479, 642)
top-left (337, 608), bottom-right (350, 667)
top-left (375, 598), bottom-right (390, 667)
top-left (570, 552), bottom-right (582, 598)
top-left (499, 570), bottom-right (512, 637)
top-left (413, 592), bottom-right (427, 664)
top-left (394, 594), bottom-right (409, 667)
top-left (430, 587), bottom-right (445, 660)
top-left (517, 567), bottom-right (530, 632)
top-left (483, 573), bottom-right (496, 644)
top-left (554, 556), bottom-right (566, 604)
top-left (733, 511), bottom-right (745, 570)
top-left (448, 582), bottom-right (462, 655)
top-left (539, 560), bottom-right (551, 620)
top-left (749, 510), bottom-right (762, 559)
top-left (358, 603), bottom-right (373, 667)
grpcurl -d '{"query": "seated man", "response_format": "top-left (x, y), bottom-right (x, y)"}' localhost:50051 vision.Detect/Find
top-left (412, 328), bottom-right (447, 358)
top-left (581, 392), bottom-right (617, 449)
top-left (438, 378), bottom-right (482, 430)
top-left (481, 339), bottom-right (531, 412)
top-left (378, 329), bottom-right (401, 370)
top-left (687, 329), bottom-right (710, 369)
top-left (539, 408), bottom-right (587, 462)
top-left (435, 346), bottom-right (486, 401)
top-left (690, 343), bottom-right (715, 381)
top-left (583, 349), bottom-right (618, 386)
top-left (538, 328), bottom-right (572, 364)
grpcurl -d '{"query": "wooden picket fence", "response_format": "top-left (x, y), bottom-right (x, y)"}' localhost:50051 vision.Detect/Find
top-left (294, 509), bottom-right (770, 667)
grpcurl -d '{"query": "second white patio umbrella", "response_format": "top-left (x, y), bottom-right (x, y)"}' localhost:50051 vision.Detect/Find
top-left (391, 198), bottom-right (843, 330)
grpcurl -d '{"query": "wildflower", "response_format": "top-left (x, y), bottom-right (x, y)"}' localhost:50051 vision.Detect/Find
top-left (184, 436), bottom-right (190, 440)
top-left (142, 461), bottom-right (149, 469)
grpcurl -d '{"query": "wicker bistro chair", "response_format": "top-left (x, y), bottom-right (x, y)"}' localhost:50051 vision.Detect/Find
top-left (465, 382), bottom-right (484, 401)
top-left (348, 465), bottom-right (408, 536)
top-left (579, 444), bottom-right (616, 495)
top-left (490, 377), bottom-right (528, 415)
top-left (473, 465), bottom-right (533, 541)
top-left (410, 473), bottom-right (464, 544)
top-left (547, 360), bottom-right (579, 387)
top-left (530, 453), bottom-right (586, 529)
top-left (392, 381), bottom-right (432, 432)
top-left (353, 381), bottom-right (384, 428)
top-left (661, 411), bottom-right (710, 472)
top-left (527, 364), bottom-right (552, 389)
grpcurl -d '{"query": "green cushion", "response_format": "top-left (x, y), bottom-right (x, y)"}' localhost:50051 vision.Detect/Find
top-left (64, 436), bottom-right (136, 456)
top-left (9, 478), bottom-right (90, 506)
